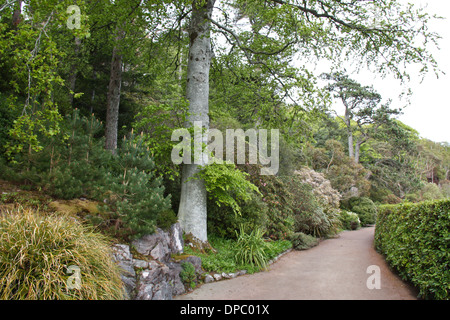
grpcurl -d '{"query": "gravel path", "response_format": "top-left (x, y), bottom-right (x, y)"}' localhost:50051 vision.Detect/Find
top-left (175, 226), bottom-right (419, 300)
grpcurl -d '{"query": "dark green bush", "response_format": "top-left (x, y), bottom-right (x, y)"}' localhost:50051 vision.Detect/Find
top-left (238, 163), bottom-right (295, 240)
top-left (289, 232), bottom-right (319, 250)
top-left (341, 197), bottom-right (377, 226)
top-left (234, 225), bottom-right (270, 270)
top-left (338, 210), bottom-right (361, 230)
top-left (180, 262), bottom-right (197, 289)
top-left (207, 192), bottom-right (268, 239)
top-left (375, 200), bottom-right (450, 300)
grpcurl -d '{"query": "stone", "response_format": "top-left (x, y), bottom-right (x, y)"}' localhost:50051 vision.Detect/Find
top-left (169, 222), bottom-right (184, 254)
top-left (152, 282), bottom-right (172, 300)
top-left (204, 274), bottom-right (214, 283)
top-left (133, 259), bottom-right (149, 269)
top-left (121, 276), bottom-right (136, 299)
top-left (213, 274), bottom-right (222, 281)
top-left (111, 244), bottom-right (136, 299)
top-left (237, 270), bottom-right (247, 276)
top-left (112, 244), bottom-right (132, 262)
top-left (132, 228), bottom-right (171, 262)
top-left (150, 242), bottom-right (171, 262)
top-left (135, 282), bottom-right (154, 300)
top-left (166, 262), bottom-right (185, 296)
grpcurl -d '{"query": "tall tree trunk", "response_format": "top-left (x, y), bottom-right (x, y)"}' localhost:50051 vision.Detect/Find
top-left (68, 37), bottom-right (81, 106)
top-left (348, 130), bottom-right (354, 159)
top-left (354, 140), bottom-right (361, 163)
top-left (105, 30), bottom-right (124, 154)
top-left (12, 0), bottom-right (22, 27)
top-left (177, 0), bottom-right (215, 243)
top-left (344, 103), bottom-right (354, 159)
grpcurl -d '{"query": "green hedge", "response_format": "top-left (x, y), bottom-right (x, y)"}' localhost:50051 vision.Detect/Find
top-left (374, 200), bottom-right (450, 300)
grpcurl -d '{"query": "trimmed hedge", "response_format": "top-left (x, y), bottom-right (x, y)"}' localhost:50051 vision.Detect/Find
top-left (374, 200), bottom-right (450, 300)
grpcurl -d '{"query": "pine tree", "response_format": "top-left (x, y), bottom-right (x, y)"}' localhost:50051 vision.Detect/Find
top-left (106, 131), bottom-right (172, 238)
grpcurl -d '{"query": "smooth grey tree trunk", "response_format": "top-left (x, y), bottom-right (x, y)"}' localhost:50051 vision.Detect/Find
top-left (105, 30), bottom-right (124, 154)
top-left (344, 104), bottom-right (354, 159)
top-left (177, 0), bottom-right (215, 243)
top-left (354, 140), bottom-right (361, 164)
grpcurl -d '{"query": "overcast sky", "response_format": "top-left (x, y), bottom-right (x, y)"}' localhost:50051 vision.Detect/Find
top-left (397, 0), bottom-right (450, 144)
top-left (340, 0), bottom-right (450, 144)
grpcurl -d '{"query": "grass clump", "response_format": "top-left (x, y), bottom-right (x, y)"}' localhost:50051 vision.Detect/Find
top-left (0, 207), bottom-right (125, 300)
top-left (184, 231), bottom-right (292, 275)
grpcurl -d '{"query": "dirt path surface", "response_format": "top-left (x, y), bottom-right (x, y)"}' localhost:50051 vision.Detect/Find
top-left (176, 227), bottom-right (419, 300)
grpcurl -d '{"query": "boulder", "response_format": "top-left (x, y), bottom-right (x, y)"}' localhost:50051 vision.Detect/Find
top-left (132, 228), bottom-right (171, 262)
top-left (111, 244), bottom-right (136, 299)
top-left (169, 222), bottom-right (184, 254)
top-left (204, 274), bottom-right (214, 283)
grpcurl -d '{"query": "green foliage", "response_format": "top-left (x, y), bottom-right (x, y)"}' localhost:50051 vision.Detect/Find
top-left (180, 262), bottom-right (197, 289)
top-left (282, 175), bottom-right (340, 238)
top-left (420, 183), bottom-right (444, 201)
top-left (133, 100), bottom-right (189, 180)
top-left (207, 191), bottom-right (268, 239)
top-left (0, 207), bottom-right (125, 300)
top-left (194, 162), bottom-right (260, 216)
top-left (234, 225), bottom-right (270, 270)
top-left (183, 235), bottom-right (291, 275)
top-left (156, 209), bottom-right (178, 231)
top-left (240, 164), bottom-right (295, 240)
top-left (375, 200), bottom-right (450, 300)
top-left (341, 197), bottom-right (377, 226)
top-left (289, 232), bottom-right (319, 250)
top-left (104, 131), bottom-right (171, 239)
top-left (338, 210), bottom-right (361, 231)
top-left (1, 110), bottom-right (171, 240)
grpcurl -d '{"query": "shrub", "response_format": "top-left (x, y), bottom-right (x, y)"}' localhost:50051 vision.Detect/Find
top-left (193, 162), bottom-right (260, 216)
top-left (420, 183), bottom-right (444, 201)
top-left (341, 197), bottom-right (377, 226)
top-left (289, 232), bottom-right (319, 250)
top-left (239, 163), bottom-right (295, 240)
top-left (104, 133), bottom-right (171, 239)
top-left (234, 225), bottom-right (270, 270)
top-left (294, 167), bottom-right (341, 210)
top-left (282, 176), bottom-right (339, 238)
top-left (180, 262), bottom-right (197, 289)
top-left (375, 200), bottom-right (450, 300)
top-left (207, 192), bottom-right (268, 239)
top-left (0, 208), bottom-right (125, 300)
top-left (383, 193), bottom-right (402, 204)
top-left (338, 210), bottom-right (361, 230)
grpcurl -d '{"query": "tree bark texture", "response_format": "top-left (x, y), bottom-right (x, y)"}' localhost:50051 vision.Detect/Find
top-left (177, 0), bottom-right (215, 243)
top-left (105, 30), bottom-right (124, 154)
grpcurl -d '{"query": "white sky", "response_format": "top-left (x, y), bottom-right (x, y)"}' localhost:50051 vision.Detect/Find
top-left (212, 1), bottom-right (449, 143)
top-left (329, 0), bottom-right (450, 144)
top-left (396, 0), bottom-right (450, 144)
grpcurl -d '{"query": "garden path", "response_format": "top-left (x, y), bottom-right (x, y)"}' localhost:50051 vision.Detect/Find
top-left (175, 227), bottom-right (418, 300)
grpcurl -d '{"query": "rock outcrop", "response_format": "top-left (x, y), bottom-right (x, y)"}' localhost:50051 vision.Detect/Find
top-left (112, 222), bottom-right (192, 300)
